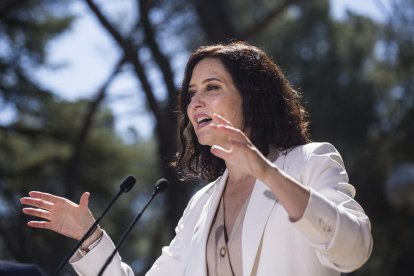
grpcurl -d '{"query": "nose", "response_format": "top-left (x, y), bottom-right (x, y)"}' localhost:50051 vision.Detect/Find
top-left (188, 93), bottom-right (204, 111)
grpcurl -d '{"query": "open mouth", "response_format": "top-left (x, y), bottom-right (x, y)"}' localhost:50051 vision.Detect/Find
top-left (196, 116), bottom-right (212, 127)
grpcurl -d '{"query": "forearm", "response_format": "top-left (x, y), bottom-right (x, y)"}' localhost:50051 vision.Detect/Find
top-left (259, 162), bottom-right (310, 221)
top-left (292, 188), bottom-right (372, 272)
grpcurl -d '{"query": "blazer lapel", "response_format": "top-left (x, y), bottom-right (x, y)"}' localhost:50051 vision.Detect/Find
top-left (242, 179), bottom-right (277, 276)
top-left (184, 170), bottom-right (228, 276)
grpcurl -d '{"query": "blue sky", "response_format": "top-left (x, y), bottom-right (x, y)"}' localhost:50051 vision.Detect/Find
top-left (2, 0), bottom-right (392, 140)
top-left (35, 0), bottom-right (391, 99)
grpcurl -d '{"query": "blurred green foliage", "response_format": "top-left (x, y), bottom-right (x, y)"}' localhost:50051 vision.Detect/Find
top-left (1, 0), bottom-right (413, 275)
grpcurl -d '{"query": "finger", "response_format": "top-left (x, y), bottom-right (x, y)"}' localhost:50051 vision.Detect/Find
top-left (28, 191), bottom-right (63, 204)
top-left (213, 113), bottom-right (233, 126)
top-left (229, 139), bottom-right (251, 148)
top-left (79, 192), bottom-right (90, 208)
top-left (22, 208), bottom-right (51, 220)
top-left (27, 220), bottom-right (51, 230)
top-left (20, 197), bottom-right (54, 210)
top-left (210, 124), bottom-right (248, 141)
top-left (210, 145), bottom-right (232, 160)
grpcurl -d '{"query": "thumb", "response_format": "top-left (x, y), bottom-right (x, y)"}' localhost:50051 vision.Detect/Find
top-left (79, 192), bottom-right (90, 208)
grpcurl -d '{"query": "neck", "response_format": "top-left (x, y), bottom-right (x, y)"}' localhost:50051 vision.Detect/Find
top-left (224, 163), bottom-right (255, 203)
top-left (226, 162), bottom-right (255, 185)
top-left (224, 146), bottom-right (278, 187)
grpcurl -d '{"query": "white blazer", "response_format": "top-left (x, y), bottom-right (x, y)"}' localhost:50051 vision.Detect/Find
top-left (71, 142), bottom-right (373, 276)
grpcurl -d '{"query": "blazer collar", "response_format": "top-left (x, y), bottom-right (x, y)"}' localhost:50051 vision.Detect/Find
top-left (184, 170), bottom-right (228, 276)
top-left (242, 179), bottom-right (277, 276)
top-left (242, 148), bottom-right (283, 276)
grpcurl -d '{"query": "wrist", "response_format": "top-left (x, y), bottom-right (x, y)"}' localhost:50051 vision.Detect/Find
top-left (257, 161), bottom-right (279, 184)
top-left (81, 225), bottom-right (103, 251)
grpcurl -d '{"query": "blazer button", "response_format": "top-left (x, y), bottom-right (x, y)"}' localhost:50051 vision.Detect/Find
top-left (220, 246), bottom-right (227, 257)
top-left (318, 218), bottom-right (331, 233)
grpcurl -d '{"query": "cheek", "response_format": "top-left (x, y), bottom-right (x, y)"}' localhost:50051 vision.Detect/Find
top-left (228, 99), bottom-right (245, 128)
top-left (232, 112), bottom-right (245, 130)
top-left (186, 104), bottom-right (193, 121)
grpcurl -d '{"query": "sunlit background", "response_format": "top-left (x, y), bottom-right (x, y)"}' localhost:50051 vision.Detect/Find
top-left (1, 0), bottom-right (413, 275)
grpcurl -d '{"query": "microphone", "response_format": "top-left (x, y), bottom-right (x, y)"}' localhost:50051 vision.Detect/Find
top-left (53, 175), bottom-right (136, 276)
top-left (97, 178), bottom-right (169, 276)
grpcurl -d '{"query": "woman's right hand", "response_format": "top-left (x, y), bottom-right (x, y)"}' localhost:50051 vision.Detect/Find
top-left (20, 191), bottom-right (97, 241)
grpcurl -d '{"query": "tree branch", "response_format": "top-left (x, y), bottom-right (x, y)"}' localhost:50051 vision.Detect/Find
top-left (63, 57), bottom-right (124, 197)
top-left (0, 0), bottom-right (24, 18)
top-left (240, 0), bottom-right (301, 40)
top-left (85, 0), bottom-right (190, 242)
top-left (139, 0), bottom-right (177, 107)
top-left (0, 124), bottom-right (43, 137)
top-left (84, 0), bottom-right (162, 122)
top-left (194, 0), bottom-right (238, 43)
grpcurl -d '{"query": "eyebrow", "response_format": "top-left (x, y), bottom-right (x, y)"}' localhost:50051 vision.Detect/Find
top-left (189, 77), bottom-right (224, 88)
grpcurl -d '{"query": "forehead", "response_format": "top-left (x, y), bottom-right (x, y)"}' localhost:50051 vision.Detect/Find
top-left (190, 58), bottom-right (230, 82)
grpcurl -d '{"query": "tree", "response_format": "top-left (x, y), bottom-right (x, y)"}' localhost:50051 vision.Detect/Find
top-left (352, 0), bottom-right (414, 274)
top-left (0, 1), bottom-right (161, 274)
top-left (2, 0), bottom-right (414, 274)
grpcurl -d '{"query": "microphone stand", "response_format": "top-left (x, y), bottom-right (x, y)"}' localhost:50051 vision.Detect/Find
top-left (97, 179), bottom-right (168, 276)
top-left (52, 175), bottom-right (136, 276)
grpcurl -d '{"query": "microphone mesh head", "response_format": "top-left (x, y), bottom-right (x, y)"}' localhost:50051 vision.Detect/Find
top-left (154, 178), bottom-right (169, 193)
top-left (120, 175), bottom-right (136, 192)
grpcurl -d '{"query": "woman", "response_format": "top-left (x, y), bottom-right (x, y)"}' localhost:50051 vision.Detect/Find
top-left (20, 41), bottom-right (373, 276)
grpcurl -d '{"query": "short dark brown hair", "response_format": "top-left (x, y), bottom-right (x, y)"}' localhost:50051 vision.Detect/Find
top-left (173, 41), bottom-right (310, 181)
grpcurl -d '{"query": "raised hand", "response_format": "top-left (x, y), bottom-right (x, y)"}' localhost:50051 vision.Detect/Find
top-left (20, 191), bottom-right (96, 241)
top-left (209, 113), bottom-right (274, 180)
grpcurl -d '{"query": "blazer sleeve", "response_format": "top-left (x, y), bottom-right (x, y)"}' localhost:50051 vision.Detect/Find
top-left (291, 142), bottom-right (373, 272)
top-left (69, 189), bottom-right (204, 276)
top-left (69, 181), bottom-right (213, 276)
top-left (69, 230), bottom-right (134, 276)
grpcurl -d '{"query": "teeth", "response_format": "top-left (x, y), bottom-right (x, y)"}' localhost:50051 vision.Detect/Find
top-left (196, 116), bottom-right (211, 124)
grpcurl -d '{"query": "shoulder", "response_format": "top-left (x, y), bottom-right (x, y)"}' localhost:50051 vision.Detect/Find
top-left (283, 142), bottom-right (343, 165)
top-left (283, 142), bottom-right (353, 191)
top-left (288, 142), bottom-right (339, 156)
top-left (279, 142), bottom-right (348, 181)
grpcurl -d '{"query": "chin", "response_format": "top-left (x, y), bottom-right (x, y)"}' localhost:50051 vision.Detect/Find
top-left (197, 138), bottom-right (212, 147)
top-left (196, 134), bottom-right (215, 147)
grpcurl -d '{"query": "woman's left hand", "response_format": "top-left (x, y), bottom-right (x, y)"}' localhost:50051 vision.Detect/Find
top-left (210, 113), bottom-right (310, 221)
top-left (210, 113), bottom-right (273, 180)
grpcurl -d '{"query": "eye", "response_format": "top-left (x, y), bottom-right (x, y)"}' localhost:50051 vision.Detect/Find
top-left (188, 89), bottom-right (196, 98)
top-left (206, 84), bottom-right (220, 91)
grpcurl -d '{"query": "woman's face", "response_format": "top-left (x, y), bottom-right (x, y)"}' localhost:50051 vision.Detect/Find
top-left (187, 58), bottom-right (245, 147)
